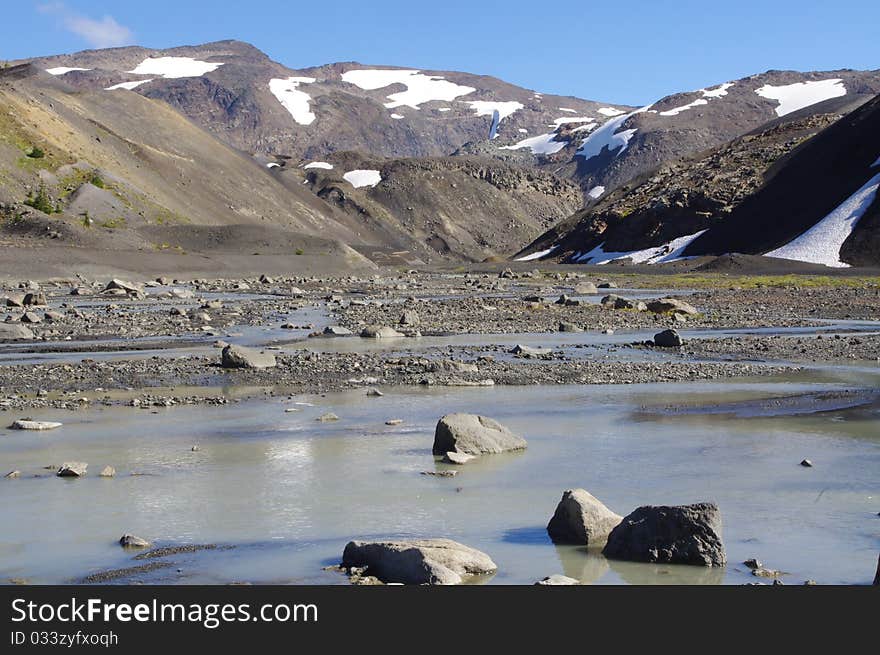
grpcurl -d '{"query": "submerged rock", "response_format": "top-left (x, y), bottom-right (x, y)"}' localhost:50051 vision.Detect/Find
top-left (510, 344), bottom-right (552, 358)
top-left (433, 413), bottom-right (527, 456)
top-left (119, 534), bottom-right (151, 548)
top-left (547, 489), bottom-right (622, 546)
top-left (57, 462), bottom-right (88, 477)
top-left (535, 574), bottom-right (580, 585)
top-left (10, 419), bottom-right (62, 431)
top-left (323, 325), bottom-right (353, 336)
top-left (602, 503), bottom-right (726, 567)
top-left (442, 451), bottom-right (475, 465)
top-left (341, 538), bottom-right (497, 585)
top-left (360, 325), bottom-right (405, 339)
top-left (220, 344), bottom-right (276, 369)
top-left (100, 466), bottom-right (116, 478)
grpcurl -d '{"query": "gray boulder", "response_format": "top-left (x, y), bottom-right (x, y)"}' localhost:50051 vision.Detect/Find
top-left (360, 325), bottom-right (404, 338)
top-left (21, 312), bottom-right (42, 324)
top-left (57, 462), bottom-right (88, 477)
top-left (647, 298), bottom-right (699, 315)
top-left (601, 294), bottom-right (646, 311)
top-left (547, 489), bottom-right (622, 546)
top-left (10, 419), bottom-right (62, 430)
top-left (399, 310), bottom-right (420, 326)
top-left (433, 413), bottom-right (527, 456)
top-left (23, 292), bottom-right (47, 306)
top-left (559, 322), bottom-right (583, 333)
top-left (574, 282), bottom-right (598, 295)
top-left (104, 279), bottom-right (143, 296)
top-left (0, 323), bottom-right (35, 340)
top-left (510, 344), bottom-right (552, 358)
top-left (323, 325), bottom-right (353, 336)
top-left (654, 329), bottom-right (683, 347)
top-left (342, 538), bottom-right (497, 585)
top-left (602, 503), bottom-right (726, 567)
top-left (221, 344), bottom-right (276, 369)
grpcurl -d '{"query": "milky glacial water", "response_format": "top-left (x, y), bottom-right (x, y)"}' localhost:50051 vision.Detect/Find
top-left (1, 370), bottom-right (878, 585)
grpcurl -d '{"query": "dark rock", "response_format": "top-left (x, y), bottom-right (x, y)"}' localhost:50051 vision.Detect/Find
top-left (602, 503), bottom-right (726, 567)
top-left (654, 329), bottom-right (684, 347)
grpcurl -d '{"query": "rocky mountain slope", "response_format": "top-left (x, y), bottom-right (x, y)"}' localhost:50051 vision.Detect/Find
top-left (0, 62), bottom-right (579, 270)
top-left (515, 93), bottom-right (880, 267)
top-left (19, 40), bottom-right (627, 161)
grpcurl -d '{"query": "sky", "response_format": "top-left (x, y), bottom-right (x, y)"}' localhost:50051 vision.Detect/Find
top-left (2, 1), bottom-right (878, 105)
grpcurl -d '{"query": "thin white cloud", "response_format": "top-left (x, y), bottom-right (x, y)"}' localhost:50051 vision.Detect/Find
top-left (38, 2), bottom-right (133, 48)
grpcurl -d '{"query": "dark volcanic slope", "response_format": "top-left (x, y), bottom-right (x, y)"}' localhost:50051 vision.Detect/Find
top-left (513, 109), bottom-right (847, 263)
top-left (685, 94), bottom-right (880, 266)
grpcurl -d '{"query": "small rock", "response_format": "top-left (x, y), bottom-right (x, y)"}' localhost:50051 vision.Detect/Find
top-left (385, 419), bottom-right (403, 426)
top-left (5, 470), bottom-right (21, 479)
top-left (316, 413), bottom-right (339, 422)
top-left (360, 325), bottom-right (405, 339)
top-left (399, 310), bottom-right (420, 326)
top-left (323, 325), bottom-right (353, 336)
top-left (99, 466), bottom-right (116, 478)
top-left (10, 419), bottom-right (63, 431)
top-left (442, 451), bottom-right (476, 465)
top-left (559, 322), bottom-right (583, 333)
top-left (119, 534), bottom-right (151, 548)
top-left (743, 558), bottom-right (763, 570)
top-left (57, 462), bottom-right (88, 477)
top-left (800, 459), bottom-right (813, 467)
top-left (535, 575), bottom-right (580, 585)
top-left (421, 470), bottom-right (458, 478)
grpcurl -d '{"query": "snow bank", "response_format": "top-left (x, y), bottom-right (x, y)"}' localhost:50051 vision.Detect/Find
top-left (341, 69), bottom-right (475, 109)
top-left (303, 162), bottom-right (334, 170)
top-left (105, 79), bottom-right (153, 90)
top-left (46, 67), bottom-right (91, 75)
top-left (128, 56), bottom-right (223, 79)
top-left (659, 98), bottom-right (708, 117)
top-left (576, 230), bottom-right (707, 265)
top-left (702, 82), bottom-right (734, 98)
top-left (390, 113), bottom-right (405, 119)
top-left (872, 155), bottom-right (880, 168)
top-left (598, 107), bottom-right (625, 117)
top-left (576, 106), bottom-right (650, 162)
top-left (755, 78), bottom-right (846, 117)
top-left (266, 163), bottom-right (280, 168)
top-left (551, 116), bottom-right (597, 129)
top-left (659, 82), bottom-right (734, 117)
top-left (514, 246), bottom-right (558, 261)
top-left (269, 77), bottom-right (317, 126)
top-left (558, 108), bottom-right (577, 113)
top-left (765, 172), bottom-right (880, 267)
top-left (500, 133), bottom-right (566, 155)
top-left (343, 169), bottom-right (382, 188)
top-left (464, 100), bottom-right (524, 138)
top-left (588, 185), bottom-right (605, 199)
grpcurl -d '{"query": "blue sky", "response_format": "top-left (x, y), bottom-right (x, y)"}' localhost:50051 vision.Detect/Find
top-left (3, 1), bottom-right (878, 105)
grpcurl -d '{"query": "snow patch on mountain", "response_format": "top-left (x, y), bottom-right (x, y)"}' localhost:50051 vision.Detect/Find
top-left (46, 67), bottom-right (91, 75)
top-left (269, 77), bottom-right (317, 126)
top-left (765, 172), bottom-right (880, 267)
top-left (344, 169), bottom-right (383, 188)
top-left (659, 98), bottom-right (708, 117)
top-left (702, 82), bottom-right (735, 98)
top-left (872, 155), bottom-right (880, 168)
top-left (659, 82), bottom-right (735, 117)
top-left (341, 69), bottom-right (475, 110)
top-left (598, 107), bottom-right (625, 117)
top-left (558, 108), bottom-right (577, 113)
top-left (576, 106), bottom-right (651, 162)
top-left (464, 101), bottom-right (524, 138)
top-left (128, 56), bottom-right (223, 79)
top-left (588, 185), bottom-right (605, 199)
top-left (551, 116), bottom-right (597, 129)
top-left (755, 79), bottom-right (846, 117)
top-left (499, 133), bottom-right (566, 155)
top-left (575, 230), bottom-right (707, 265)
top-left (514, 246), bottom-right (559, 261)
top-left (105, 79), bottom-right (153, 90)
top-left (304, 162), bottom-right (333, 170)
top-left (390, 114), bottom-right (405, 119)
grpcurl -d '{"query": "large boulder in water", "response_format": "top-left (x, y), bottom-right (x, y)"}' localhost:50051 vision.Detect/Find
top-left (547, 489), bottom-right (622, 546)
top-left (433, 413), bottom-right (527, 456)
top-left (342, 538), bottom-right (497, 585)
top-left (221, 344), bottom-right (276, 369)
top-left (654, 329), bottom-right (683, 347)
top-left (602, 503), bottom-right (726, 567)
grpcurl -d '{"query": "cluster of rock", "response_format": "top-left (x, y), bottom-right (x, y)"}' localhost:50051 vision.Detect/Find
top-left (546, 489), bottom-right (726, 567)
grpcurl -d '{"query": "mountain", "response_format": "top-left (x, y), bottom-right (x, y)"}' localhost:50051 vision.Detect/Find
top-left (19, 40), bottom-right (629, 161)
top-left (515, 93), bottom-right (880, 267)
top-left (0, 60), bottom-right (579, 273)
